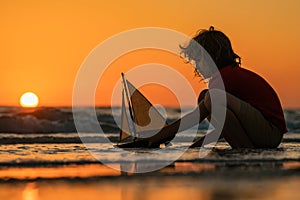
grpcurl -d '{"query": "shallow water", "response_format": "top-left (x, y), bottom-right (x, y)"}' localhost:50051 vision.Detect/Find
top-left (0, 133), bottom-right (299, 166)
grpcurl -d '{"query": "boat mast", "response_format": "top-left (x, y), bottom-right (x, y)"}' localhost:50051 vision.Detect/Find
top-left (121, 72), bottom-right (137, 138)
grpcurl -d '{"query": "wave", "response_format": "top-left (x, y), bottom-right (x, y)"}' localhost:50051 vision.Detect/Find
top-left (0, 107), bottom-right (299, 133)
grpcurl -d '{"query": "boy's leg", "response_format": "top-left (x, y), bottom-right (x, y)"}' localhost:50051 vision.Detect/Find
top-left (197, 89), bottom-right (282, 148)
top-left (191, 105), bottom-right (254, 148)
top-left (192, 89), bottom-right (255, 148)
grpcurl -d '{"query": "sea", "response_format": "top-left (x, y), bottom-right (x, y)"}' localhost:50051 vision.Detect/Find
top-left (0, 107), bottom-right (299, 200)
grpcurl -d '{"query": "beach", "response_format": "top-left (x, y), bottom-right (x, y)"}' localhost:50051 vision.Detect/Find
top-left (0, 107), bottom-right (299, 199)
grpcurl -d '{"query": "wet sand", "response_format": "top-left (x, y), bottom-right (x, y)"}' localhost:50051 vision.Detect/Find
top-left (0, 133), bottom-right (299, 200)
top-left (0, 162), bottom-right (300, 200)
top-left (0, 159), bottom-right (299, 200)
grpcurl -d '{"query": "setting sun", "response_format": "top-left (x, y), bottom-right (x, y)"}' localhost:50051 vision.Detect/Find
top-left (20, 92), bottom-right (39, 108)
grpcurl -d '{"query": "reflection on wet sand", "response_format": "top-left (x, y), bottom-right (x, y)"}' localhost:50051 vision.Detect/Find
top-left (0, 162), bottom-right (298, 200)
top-left (0, 164), bottom-right (120, 180)
top-left (22, 183), bottom-right (38, 200)
top-left (0, 161), bottom-right (218, 180)
top-left (0, 161), bottom-right (300, 180)
top-left (0, 175), bottom-right (299, 200)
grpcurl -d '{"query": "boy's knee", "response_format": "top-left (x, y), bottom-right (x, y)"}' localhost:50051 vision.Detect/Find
top-left (204, 89), bottom-right (227, 112)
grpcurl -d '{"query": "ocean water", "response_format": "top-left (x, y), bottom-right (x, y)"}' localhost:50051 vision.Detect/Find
top-left (1, 106), bottom-right (299, 133)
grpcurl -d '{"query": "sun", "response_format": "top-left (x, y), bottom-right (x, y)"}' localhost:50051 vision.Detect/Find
top-left (20, 92), bottom-right (39, 108)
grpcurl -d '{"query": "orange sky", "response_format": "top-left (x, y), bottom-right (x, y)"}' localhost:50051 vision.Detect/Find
top-left (1, 0), bottom-right (300, 108)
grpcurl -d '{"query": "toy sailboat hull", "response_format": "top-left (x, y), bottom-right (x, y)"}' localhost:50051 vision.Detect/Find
top-left (115, 139), bottom-right (156, 148)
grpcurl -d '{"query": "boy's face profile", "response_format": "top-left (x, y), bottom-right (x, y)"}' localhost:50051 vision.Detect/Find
top-left (195, 56), bottom-right (218, 79)
top-left (181, 35), bottom-right (220, 80)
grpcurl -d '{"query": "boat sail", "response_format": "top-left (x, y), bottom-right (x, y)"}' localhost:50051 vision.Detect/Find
top-left (119, 73), bottom-right (168, 143)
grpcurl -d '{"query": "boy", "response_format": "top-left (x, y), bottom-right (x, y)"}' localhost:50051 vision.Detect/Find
top-left (118, 26), bottom-right (287, 148)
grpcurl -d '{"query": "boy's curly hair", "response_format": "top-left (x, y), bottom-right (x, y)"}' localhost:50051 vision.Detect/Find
top-left (180, 26), bottom-right (241, 71)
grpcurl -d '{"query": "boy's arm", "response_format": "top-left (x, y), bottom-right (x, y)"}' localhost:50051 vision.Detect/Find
top-left (146, 101), bottom-right (210, 147)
